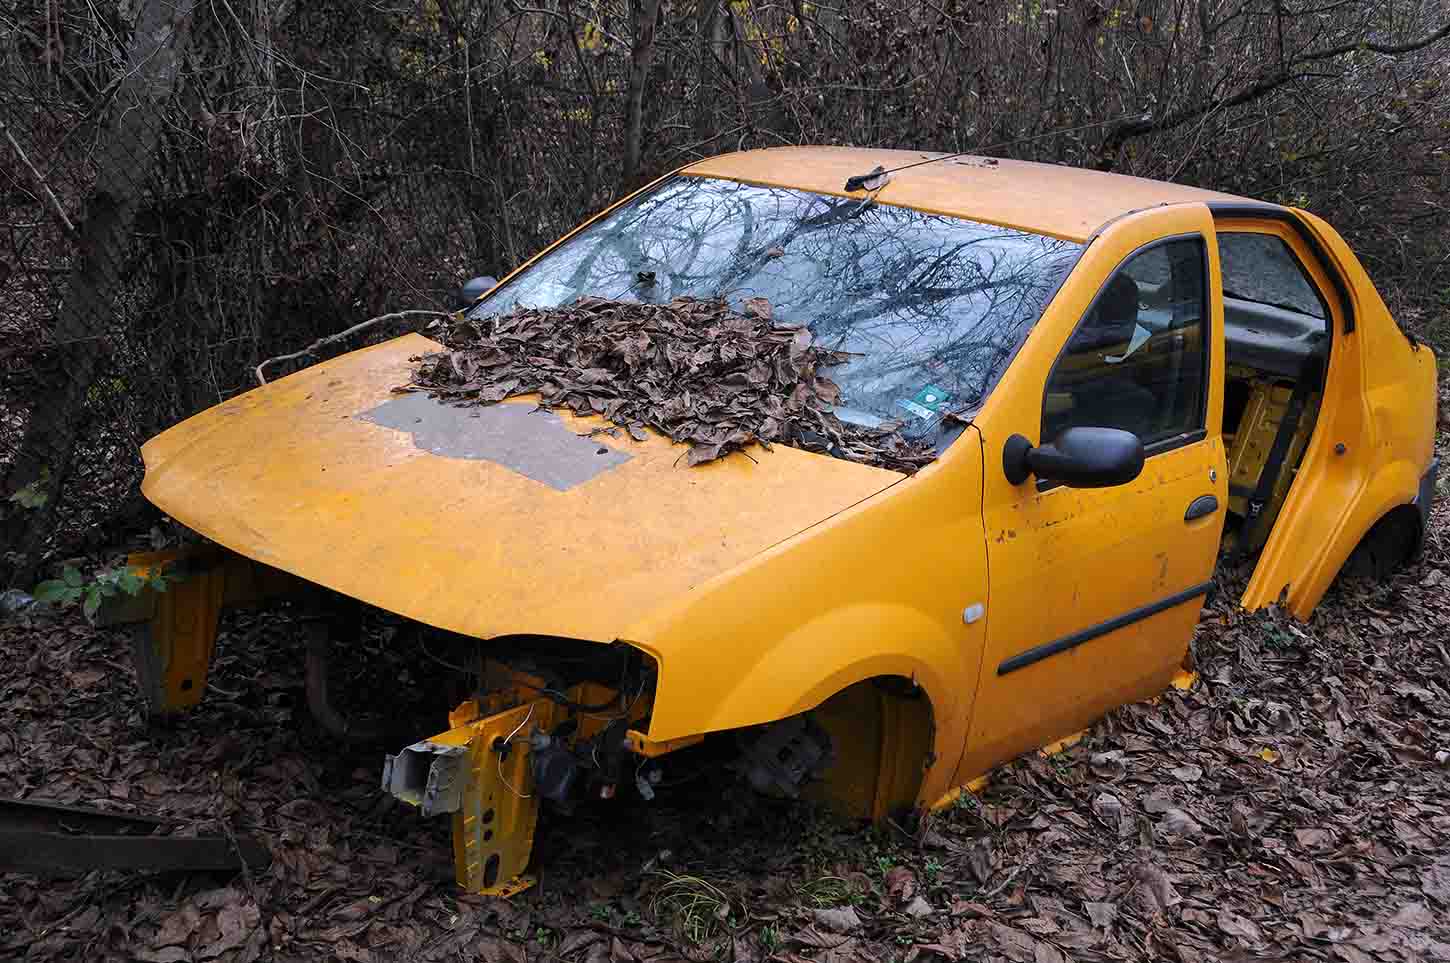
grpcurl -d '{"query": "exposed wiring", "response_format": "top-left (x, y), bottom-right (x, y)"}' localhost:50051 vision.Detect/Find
top-left (515, 676), bottom-right (646, 714)
top-left (502, 702), bottom-right (535, 743)
top-left (496, 704), bottom-right (535, 798)
top-left (580, 676), bottom-right (650, 722)
top-left (498, 752), bottom-right (531, 798)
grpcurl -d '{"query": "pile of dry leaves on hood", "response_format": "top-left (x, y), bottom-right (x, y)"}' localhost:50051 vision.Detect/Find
top-left (400, 296), bottom-right (937, 474)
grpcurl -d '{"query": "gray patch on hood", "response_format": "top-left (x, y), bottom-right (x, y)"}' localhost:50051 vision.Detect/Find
top-left (358, 393), bottom-right (632, 491)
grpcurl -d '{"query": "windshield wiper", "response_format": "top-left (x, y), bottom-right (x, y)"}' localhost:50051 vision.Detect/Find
top-left (842, 166), bottom-right (892, 218)
top-left (844, 165), bottom-right (890, 192)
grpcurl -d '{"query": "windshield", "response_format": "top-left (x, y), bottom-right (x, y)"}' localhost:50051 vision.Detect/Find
top-left (471, 176), bottom-right (1081, 437)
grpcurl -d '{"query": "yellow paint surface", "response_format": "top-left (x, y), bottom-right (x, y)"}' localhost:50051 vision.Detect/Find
top-left (685, 147), bottom-right (1247, 242)
top-left (140, 334), bottom-right (901, 643)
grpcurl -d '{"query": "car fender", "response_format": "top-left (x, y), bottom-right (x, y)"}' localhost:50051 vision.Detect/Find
top-left (624, 428), bottom-right (991, 804)
top-left (691, 601), bottom-right (960, 735)
top-left (1257, 456), bottom-right (1424, 613)
top-left (628, 600), bottom-right (969, 807)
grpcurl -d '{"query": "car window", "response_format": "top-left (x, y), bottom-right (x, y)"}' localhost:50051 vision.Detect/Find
top-left (1219, 232), bottom-right (1327, 318)
top-left (1043, 237), bottom-right (1207, 449)
top-left (471, 176), bottom-right (1082, 437)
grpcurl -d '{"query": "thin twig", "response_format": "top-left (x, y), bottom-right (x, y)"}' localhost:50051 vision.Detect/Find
top-left (981, 861), bottom-right (1029, 899)
top-left (0, 118), bottom-right (77, 237)
top-left (254, 309), bottom-right (452, 385)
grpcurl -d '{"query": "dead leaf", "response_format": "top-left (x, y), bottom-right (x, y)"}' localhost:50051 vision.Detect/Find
top-left (812, 905), bottom-right (862, 934)
top-left (885, 866), bottom-right (917, 904)
top-left (1295, 827), bottom-right (1334, 849)
top-left (1083, 902), bottom-right (1117, 928)
top-left (904, 896), bottom-right (934, 919)
top-left (135, 949), bottom-right (189, 963)
top-left (1159, 808), bottom-right (1203, 837)
top-left (154, 905), bottom-right (201, 947)
top-left (742, 297), bottom-right (773, 320)
top-left (1089, 751), bottom-right (1126, 780)
top-left (987, 921), bottom-right (1039, 962)
top-left (949, 899), bottom-right (990, 918)
top-left (916, 923), bottom-right (976, 961)
top-left (1034, 943), bottom-right (1067, 963)
top-left (407, 297), bottom-right (935, 473)
top-left (968, 838), bottom-right (994, 884)
top-left (198, 902), bottom-right (260, 959)
top-left (1390, 903), bottom-right (1433, 929)
top-left (1092, 792), bottom-right (1122, 823)
top-left (1216, 909), bottom-right (1263, 943)
top-left (1134, 864), bottom-right (1181, 915)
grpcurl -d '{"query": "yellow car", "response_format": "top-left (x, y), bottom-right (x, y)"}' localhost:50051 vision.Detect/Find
top-left (113, 148), bottom-right (1439, 896)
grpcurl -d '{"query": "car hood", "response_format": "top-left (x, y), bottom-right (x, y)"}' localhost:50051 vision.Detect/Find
top-left (140, 335), bottom-right (903, 641)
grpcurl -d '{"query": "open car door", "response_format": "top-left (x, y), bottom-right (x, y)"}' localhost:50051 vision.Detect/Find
top-left (1212, 205), bottom-right (1438, 618)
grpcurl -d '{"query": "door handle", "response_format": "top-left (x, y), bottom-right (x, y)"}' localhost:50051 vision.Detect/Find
top-left (1184, 494), bottom-right (1219, 521)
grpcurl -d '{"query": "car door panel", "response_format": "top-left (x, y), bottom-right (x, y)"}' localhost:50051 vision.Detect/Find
top-left (953, 204), bottom-right (1227, 788)
top-left (1218, 211), bottom-right (1438, 617)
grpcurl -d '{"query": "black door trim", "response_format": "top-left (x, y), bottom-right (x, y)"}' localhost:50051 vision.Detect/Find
top-left (997, 580), bottom-right (1215, 676)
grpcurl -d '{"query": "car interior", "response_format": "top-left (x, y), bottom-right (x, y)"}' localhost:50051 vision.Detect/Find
top-left (1044, 231), bottom-right (1331, 560)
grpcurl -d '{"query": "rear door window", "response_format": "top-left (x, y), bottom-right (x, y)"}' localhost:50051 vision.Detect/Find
top-left (1219, 233), bottom-right (1327, 318)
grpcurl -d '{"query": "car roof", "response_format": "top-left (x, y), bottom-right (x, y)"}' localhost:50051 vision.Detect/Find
top-left (683, 147), bottom-right (1251, 242)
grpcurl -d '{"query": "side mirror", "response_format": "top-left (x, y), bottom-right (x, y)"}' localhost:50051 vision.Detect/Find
top-left (1003, 427), bottom-right (1144, 488)
top-left (456, 275), bottom-right (498, 309)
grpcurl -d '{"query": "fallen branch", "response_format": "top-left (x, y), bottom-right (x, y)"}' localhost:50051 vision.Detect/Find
top-left (0, 118), bottom-right (77, 238)
top-left (254, 309), bottom-right (453, 385)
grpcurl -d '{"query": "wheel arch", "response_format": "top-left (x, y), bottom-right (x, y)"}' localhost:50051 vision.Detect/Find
top-left (1341, 502), bottom-right (1424, 581)
top-left (796, 674), bottom-right (941, 822)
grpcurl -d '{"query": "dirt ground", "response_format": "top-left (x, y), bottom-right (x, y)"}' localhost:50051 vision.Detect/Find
top-left (3, 444), bottom-right (1448, 963)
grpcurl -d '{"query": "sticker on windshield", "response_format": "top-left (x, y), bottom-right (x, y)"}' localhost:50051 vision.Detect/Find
top-left (897, 384), bottom-right (952, 420)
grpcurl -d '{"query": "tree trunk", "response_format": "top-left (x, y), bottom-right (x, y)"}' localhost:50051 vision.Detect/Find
top-left (693, 0), bottom-right (725, 143)
top-left (621, 0), bottom-right (664, 193)
top-left (1, 0), bottom-right (197, 587)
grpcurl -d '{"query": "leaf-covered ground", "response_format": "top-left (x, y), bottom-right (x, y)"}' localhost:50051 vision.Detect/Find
top-left (2, 449), bottom-right (1447, 963)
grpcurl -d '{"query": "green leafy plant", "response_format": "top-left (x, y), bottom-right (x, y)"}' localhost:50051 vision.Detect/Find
top-left (952, 789), bottom-right (982, 814)
top-left (32, 564), bottom-right (171, 621)
top-left (8, 467), bottom-right (51, 510)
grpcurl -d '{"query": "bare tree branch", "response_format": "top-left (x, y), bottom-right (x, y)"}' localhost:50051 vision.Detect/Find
top-left (1098, 19), bottom-right (1450, 168)
top-left (255, 310), bottom-right (454, 386)
top-left (0, 117), bottom-right (77, 237)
